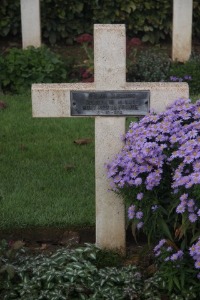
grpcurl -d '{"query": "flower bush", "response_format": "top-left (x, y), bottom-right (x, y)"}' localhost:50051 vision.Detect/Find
top-left (76, 33), bottom-right (94, 82)
top-left (106, 98), bottom-right (200, 294)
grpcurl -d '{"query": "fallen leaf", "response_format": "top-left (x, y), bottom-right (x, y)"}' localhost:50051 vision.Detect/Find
top-left (0, 101), bottom-right (7, 110)
top-left (146, 264), bottom-right (157, 275)
top-left (20, 144), bottom-right (28, 151)
top-left (64, 164), bottom-right (75, 171)
top-left (40, 243), bottom-right (48, 250)
top-left (74, 138), bottom-right (93, 145)
top-left (12, 240), bottom-right (25, 250)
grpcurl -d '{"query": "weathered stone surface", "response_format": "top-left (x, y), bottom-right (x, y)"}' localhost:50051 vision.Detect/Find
top-left (172, 0), bottom-right (193, 62)
top-left (20, 0), bottom-right (41, 48)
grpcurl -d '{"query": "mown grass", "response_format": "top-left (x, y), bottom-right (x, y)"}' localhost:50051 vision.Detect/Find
top-left (0, 93), bottom-right (95, 229)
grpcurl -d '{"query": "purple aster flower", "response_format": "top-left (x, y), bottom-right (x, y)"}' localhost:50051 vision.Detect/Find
top-left (136, 192), bottom-right (143, 200)
top-left (189, 245), bottom-right (196, 256)
top-left (195, 261), bottom-right (200, 269)
top-left (176, 204), bottom-right (185, 214)
top-left (189, 213), bottom-right (198, 223)
top-left (170, 76), bottom-right (178, 82)
top-left (135, 177), bottom-right (142, 186)
top-left (136, 211), bottom-right (143, 219)
top-left (170, 250), bottom-right (183, 261)
top-left (177, 250), bottom-right (184, 259)
top-left (128, 205), bottom-right (135, 220)
top-left (184, 75), bottom-right (192, 80)
top-left (180, 194), bottom-right (188, 201)
top-left (187, 199), bottom-right (195, 207)
top-left (155, 250), bottom-right (161, 257)
top-left (137, 222), bottom-right (144, 229)
top-left (154, 239), bottom-right (166, 253)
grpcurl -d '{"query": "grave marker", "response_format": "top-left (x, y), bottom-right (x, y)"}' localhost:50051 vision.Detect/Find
top-left (32, 24), bottom-right (189, 254)
top-left (20, 0), bottom-right (41, 49)
top-left (172, 0), bottom-right (193, 62)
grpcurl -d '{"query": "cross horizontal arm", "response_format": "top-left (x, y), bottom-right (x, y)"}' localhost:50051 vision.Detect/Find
top-left (32, 83), bottom-right (95, 117)
top-left (32, 82), bottom-right (189, 118)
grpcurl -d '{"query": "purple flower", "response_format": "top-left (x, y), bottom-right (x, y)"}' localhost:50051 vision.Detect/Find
top-left (106, 98), bottom-right (200, 239)
top-left (180, 194), bottom-right (188, 201)
top-left (187, 199), bottom-right (195, 207)
top-left (136, 211), bottom-right (143, 219)
top-left (189, 213), bottom-right (198, 223)
top-left (154, 239), bottom-right (166, 253)
top-left (135, 178), bottom-right (142, 186)
top-left (176, 204), bottom-right (185, 214)
top-left (170, 250), bottom-right (183, 261)
top-left (137, 222), bottom-right (144, 229)
top-left (195, 261), bottom-right (200, 269)
top-left (155, 250), bottom-right (161, 257)
top-left (136, 192), bottom-right (143, 200)
top-left (128, 205), bottom-right (135, 220)
top-left (184, 75), bottom-right (192, 80)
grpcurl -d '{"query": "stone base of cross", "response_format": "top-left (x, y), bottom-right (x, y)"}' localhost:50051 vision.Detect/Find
top-left (32, 24), bottom-right (189, 255)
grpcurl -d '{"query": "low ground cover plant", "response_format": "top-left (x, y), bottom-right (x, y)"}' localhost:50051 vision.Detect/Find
top-left (106, 98), bottom-right (200, 298)
top-left (0, 241), bottom-right (164, 300)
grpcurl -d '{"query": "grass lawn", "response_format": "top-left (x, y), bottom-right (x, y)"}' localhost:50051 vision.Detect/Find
top-left (0, 93), bottom-right (95, 229)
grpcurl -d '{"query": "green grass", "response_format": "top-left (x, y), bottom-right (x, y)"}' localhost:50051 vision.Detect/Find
top-left (0, 93), bottom-right (95, 229)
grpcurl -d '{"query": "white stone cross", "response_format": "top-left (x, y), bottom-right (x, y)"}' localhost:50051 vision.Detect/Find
top-left (32, 24), bottom-right (189, 254)
top-left (20, 0), bottom-right (41, 49)
top-left (172, 0), bottom-right (193, 62)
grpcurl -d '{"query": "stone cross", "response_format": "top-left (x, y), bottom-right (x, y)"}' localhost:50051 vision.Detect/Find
top-left (172, 0), bottom-right (193, 62)
top-left (20, 0), bottom-right (41, 49)
top-left (32, 24), bottom-right (189, 254)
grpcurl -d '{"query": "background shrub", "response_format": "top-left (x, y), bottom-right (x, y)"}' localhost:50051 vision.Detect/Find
top-left (127, 49), bottom-right (171, 82)
top-left (0, 46), bottom-right (74, 93)
top-left (0, 0), bottom-right (199, 45)
top-left (169, 53), bottom-right (200, 95)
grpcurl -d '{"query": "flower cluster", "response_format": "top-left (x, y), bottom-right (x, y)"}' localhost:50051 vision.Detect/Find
top-left (128, 205), bottom-right (144, 229)
top-left (170, 75), bottom-right (192, 82)
top-left (154, 239), bottom-right (184, 263)
top-left (106, 98), bottom-right (200, 226)
top-left (190, 238), bottom-right (200, 278)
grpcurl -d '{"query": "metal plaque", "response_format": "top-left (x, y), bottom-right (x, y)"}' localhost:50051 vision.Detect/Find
top-left (70, 90), bottom-right (150, 116)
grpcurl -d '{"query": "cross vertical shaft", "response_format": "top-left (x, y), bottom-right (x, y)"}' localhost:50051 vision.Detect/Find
top-left (94, 25), bottom-right (126, 253)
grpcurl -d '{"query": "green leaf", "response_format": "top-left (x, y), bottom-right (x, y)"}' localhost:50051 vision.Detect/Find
top-left (173, 277), bottom-right (181, 290)
top-left (159, 219), bottom-right (173, 241)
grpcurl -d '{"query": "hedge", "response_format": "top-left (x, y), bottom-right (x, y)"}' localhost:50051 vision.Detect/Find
top-left (0, 0), bottom-right (199, 44)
